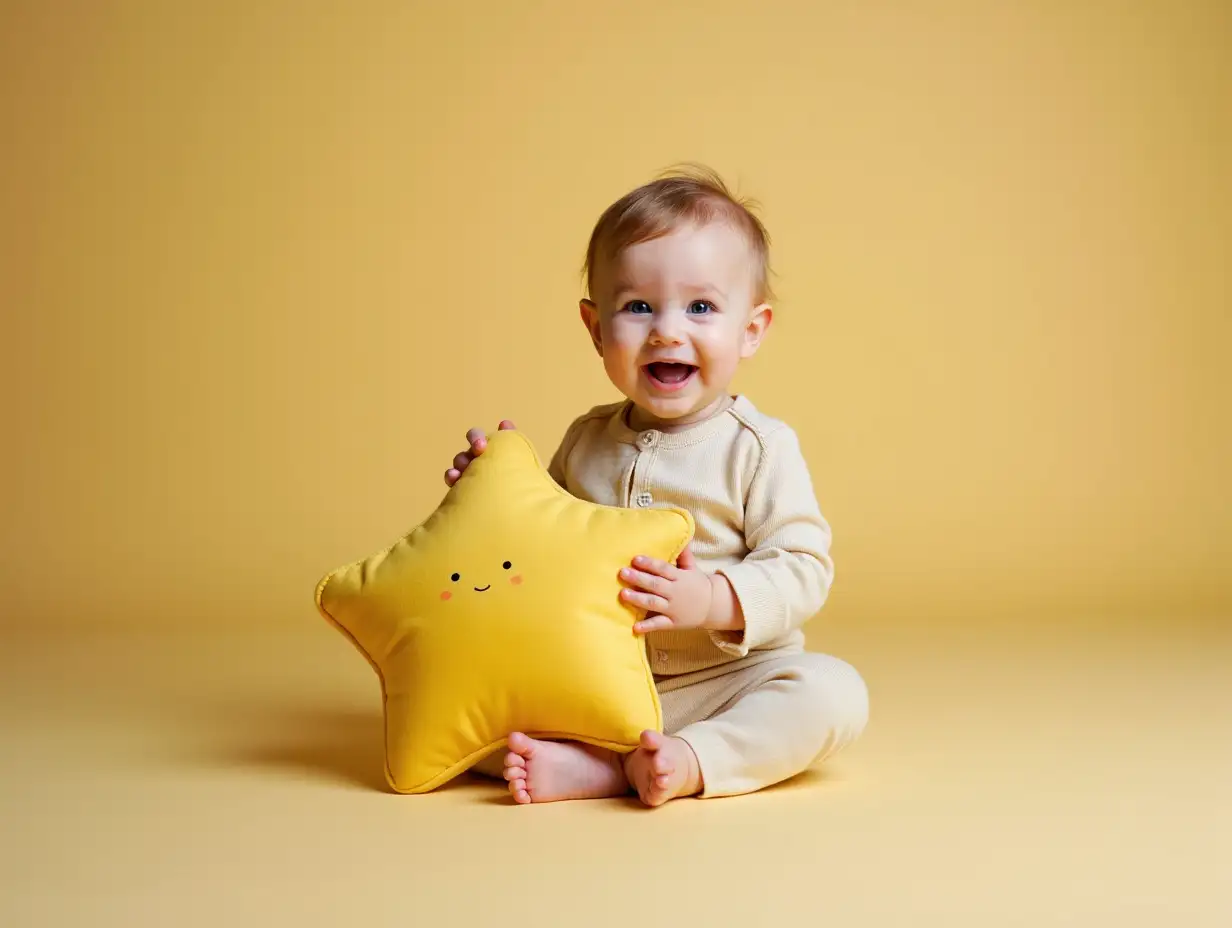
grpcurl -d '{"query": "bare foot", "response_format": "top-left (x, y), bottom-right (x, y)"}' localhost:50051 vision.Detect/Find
top-left (501, 732), bottom-right (627, 804)
top-left (623, 730), bottom-right (703, 807)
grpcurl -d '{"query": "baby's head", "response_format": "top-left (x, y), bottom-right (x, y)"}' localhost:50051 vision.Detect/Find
top-left (580, 165), bottom-right (774, 429)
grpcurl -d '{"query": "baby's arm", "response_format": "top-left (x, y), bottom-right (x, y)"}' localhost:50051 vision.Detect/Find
top-left (618, 425), bottom-right (832, 647)
top-left (709, 425), bottom-right (834, 657)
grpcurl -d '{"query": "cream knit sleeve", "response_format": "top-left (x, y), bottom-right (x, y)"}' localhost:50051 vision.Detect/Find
top-left (711, 426), bottom-right (834, 656)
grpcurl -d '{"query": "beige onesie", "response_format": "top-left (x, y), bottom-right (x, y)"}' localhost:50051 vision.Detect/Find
top-left (480, 395), bottom-right (868, 797)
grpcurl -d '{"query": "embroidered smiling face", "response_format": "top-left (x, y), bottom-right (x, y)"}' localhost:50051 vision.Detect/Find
top-left (440, 560), bottom-right (523, 600)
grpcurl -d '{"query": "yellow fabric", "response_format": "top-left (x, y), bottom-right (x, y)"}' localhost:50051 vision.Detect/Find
top-left (314, 428), bottom-right (695, 794)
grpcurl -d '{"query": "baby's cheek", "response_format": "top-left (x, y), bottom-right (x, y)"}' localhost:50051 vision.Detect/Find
top-left (510, 575), bottom-right (523, 586)
top-left (440, 591), bottom-right (452, 601)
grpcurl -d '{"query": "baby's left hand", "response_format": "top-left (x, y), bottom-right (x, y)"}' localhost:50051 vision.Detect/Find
top-left (619, 548), bottom-right (716, 634)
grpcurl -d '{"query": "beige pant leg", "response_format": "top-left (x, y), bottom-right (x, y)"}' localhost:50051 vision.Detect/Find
top-left (659, 651), bottom-right (869, 798)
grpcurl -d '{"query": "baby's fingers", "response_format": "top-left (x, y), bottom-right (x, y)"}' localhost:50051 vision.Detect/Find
top-left (620, 566), bottom-right (668, 595)
top-left (444, 452), bottom-right (473, 487)
top-left (446, 422), bottom-right (512, 486)
top-left (633, 614), bottom-right (674, 635)
top-left (465, 427), bottom-right (488, 453)
top-left (621, 587), bottom-right (669, 614)
top-left (630, 555), bottom-right (678, 578)
top-left (466, 421), bottom-right (515, 454)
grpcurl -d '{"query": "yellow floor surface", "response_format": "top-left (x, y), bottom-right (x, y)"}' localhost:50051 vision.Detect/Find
top-left (2, 614), bottom-right (1228, 926)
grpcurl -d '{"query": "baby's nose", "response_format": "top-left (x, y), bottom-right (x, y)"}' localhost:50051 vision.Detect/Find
top-left (649, 321), bottom-right (685, 344)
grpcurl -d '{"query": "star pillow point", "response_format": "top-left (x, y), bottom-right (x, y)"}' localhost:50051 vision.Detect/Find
top-left (314, 427), bottom-right (694, 794)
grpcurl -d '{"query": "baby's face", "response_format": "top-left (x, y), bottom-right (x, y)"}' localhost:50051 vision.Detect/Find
top-left (582, 221), bottom-right (771, 428)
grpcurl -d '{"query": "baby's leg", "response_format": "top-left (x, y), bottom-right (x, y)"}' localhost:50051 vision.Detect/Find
top-left (662, 652), bottom-right (869, 798)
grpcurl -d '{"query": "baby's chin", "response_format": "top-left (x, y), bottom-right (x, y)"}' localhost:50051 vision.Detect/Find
top-left (627, 387), bottom-right (729, 429)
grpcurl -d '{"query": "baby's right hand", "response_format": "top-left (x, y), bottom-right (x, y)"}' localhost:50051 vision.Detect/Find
top-left (444, 420), bottom-right (516, 486)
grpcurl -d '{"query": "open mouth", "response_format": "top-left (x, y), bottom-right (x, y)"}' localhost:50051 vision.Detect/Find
top-left (473, 585), bottom-right (490, 592)
top-left (644, 362), bottom-right (698, 392)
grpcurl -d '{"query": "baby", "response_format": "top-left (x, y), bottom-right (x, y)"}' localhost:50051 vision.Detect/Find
top-left (450, 166), bottom-right (869, 806)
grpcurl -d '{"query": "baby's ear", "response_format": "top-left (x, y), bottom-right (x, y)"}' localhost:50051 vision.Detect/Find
top-left (580, 300), bottom-right (604, 356)
top-left (741, 303), bottom-right (773, 357)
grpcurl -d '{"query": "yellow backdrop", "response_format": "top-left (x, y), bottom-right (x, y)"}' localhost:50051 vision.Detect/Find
top-left (2, 1), bottom-right (1228, 634)
top-left (3, 5), bottom-right (1230, 925)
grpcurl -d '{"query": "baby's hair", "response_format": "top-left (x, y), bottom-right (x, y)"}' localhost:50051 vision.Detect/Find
top-left (582, 163), bottom-right (774, 303)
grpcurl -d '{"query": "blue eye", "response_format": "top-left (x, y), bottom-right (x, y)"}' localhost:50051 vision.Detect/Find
top-left (688, 301), bottom-right (714, 314)
top-left (624, 300), bottom-right (652, 314)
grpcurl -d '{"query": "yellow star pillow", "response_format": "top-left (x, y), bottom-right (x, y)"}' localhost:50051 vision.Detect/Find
top-left (314, 427), bottom-right (694, 794)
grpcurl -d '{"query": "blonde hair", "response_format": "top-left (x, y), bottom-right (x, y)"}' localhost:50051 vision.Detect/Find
top-left (582, 164), bottom-right (774, 303)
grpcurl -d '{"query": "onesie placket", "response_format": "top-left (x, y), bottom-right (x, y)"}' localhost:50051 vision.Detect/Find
top-left (627, 428), bottom-right (661, 509)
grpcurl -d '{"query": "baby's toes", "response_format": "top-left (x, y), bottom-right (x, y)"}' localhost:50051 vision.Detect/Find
top-left (504, 768), bottom-right (527, 793)
top-left (642, 781), bottom-right (670, 807)
top-left (649, 762), bottom-right (672, 792)
top-left (631, 778), bottom-right (652, 805)
top-left (651, 751), bottom-right (673, 777)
